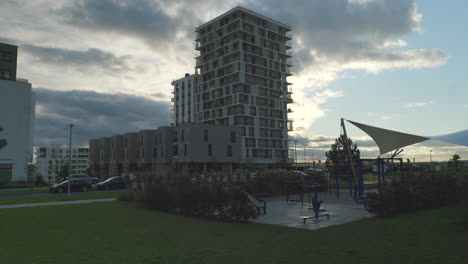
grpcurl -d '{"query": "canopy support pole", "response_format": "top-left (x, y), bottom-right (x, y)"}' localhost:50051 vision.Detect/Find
top-left (341, 118), bottom-right (358, 196)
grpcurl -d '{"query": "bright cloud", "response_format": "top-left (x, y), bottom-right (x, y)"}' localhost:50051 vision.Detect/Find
top-left (405, 101), bottom-right (433, 108)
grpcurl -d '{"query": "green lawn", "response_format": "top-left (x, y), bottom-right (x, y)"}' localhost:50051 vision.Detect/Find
top-left (0, 201), bottom-right (466, 264)
top-left (0, 191), bottom-right (122, 205)
top-left (0, 187), bottom-right (48, 195)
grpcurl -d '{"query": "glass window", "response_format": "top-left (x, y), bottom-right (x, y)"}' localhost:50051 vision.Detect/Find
top-left (227, 145), bottom-right (232, 157)
top-left (208, 144), bottom-right (212, 156)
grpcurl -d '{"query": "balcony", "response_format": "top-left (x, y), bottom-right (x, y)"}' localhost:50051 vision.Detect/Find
top-left (287, 120), bottom-right (294, 131)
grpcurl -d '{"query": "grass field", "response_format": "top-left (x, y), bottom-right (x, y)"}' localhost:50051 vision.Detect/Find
top-left (0, 188), bottom-right (48, 195)
top-left (1, 201), bottom-right (466, 264)
top-left (0, 191), bottom-right (122, 205)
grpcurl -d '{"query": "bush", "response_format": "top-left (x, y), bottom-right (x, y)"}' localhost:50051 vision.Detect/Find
top-left (367, 171), bottom-right (460, 217)
top-left (121, 172), bottom-right (258, 222)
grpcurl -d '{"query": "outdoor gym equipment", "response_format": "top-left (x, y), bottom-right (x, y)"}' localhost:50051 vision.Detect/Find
top-left (284, 180), bottom-right (304, 203)
top-left (299, 184), bottom-right (330, 223)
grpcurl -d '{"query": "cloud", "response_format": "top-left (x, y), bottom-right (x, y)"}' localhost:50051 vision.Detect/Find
top-left (22, 44), bottom-right (131, 73)
top-left (405, 101), bottom-right (433, 108)
top-left (34, 88), bottom-right (171, 146)
top-left (56, 0), bottom-right (182, 47)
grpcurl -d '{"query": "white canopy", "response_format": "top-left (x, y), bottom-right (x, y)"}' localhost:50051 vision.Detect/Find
top-left (346, 119), bottom-right (468, 155)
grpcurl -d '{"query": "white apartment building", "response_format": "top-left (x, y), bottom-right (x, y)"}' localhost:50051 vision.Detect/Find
top-left (35, 146), bottom-right (89, 183)
top-left (0, 43), bottom-right (35, 183)
top-left (172, 6), bottom-right (293, 165)
top-left (171, 73), bottom-right (197, 125)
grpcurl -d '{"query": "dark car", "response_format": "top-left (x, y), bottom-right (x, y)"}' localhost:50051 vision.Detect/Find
top-left (49, 180), bottom-right (92, 193)
top-left (96, 176), bottom-right (126, 190)
top-left (67, 174), bottom-right (99, 184)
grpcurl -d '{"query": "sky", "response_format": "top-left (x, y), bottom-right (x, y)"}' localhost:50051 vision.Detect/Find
top-left (1, 0), bottom-right (467, 162)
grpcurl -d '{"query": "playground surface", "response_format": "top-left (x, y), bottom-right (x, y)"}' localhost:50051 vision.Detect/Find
top-left (254, 192), bottom-right (372, 230)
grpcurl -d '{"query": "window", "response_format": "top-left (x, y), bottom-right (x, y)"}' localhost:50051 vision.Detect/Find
top-left (153, 147), bottom-right (158, 158)
top-left (181, 129), bottom-right (185, 141)
top-left (184, 144), bottom-right (187, 156)
top-left (204, 129), bottom-right (208, 142)
top-left (173, 145), bottom-right (178, 157)
top-left (208, 144), bottom-right (212, 156)
top-left (230, 132), bottom-right (236, 143)
top-left (227, 145), bottom-right (232, 157)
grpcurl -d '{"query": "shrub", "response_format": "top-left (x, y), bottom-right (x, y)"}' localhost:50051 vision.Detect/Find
top-left (367, 171), bottom-right (460, 217)
top-left (122, 172), bottom-right (258, 222)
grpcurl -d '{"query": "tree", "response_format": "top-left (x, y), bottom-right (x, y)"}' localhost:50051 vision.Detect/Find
top-left (0, 127), bottom-right (7, 150)
top-left (325, 135), bottom-right (360, 176)
top-left (448, 154), bottom-right (461, 168)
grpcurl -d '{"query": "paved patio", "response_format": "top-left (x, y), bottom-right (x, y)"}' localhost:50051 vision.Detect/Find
top-left (254, 192), bottom-right (372, 230)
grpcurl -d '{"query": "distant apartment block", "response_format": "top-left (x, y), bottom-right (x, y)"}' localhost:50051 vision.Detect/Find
top-left (171, 6), bottom-right (293, 165)
top-left (35, 146), bottom-right (89, 183)
top-left (89, 123), bottom-right (241, 178)
top-left (0, 43), bottom-right (35, 183)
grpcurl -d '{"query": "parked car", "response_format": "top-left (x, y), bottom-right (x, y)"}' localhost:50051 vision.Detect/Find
top-left (96, 176), bottom-right (126, 190)
top-left (67, 174), bottom-right (99, 184)
top-left (49, 180), bottom-right (92, 193)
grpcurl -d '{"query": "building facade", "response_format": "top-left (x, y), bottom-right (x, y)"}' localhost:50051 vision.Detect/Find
top-left (35, 146), bottom-right (89, 183)
top-left (172, 6), bottom-right (293, 166)
top-left (0, 43), bottom-right (35, 183)
top-left (171, 73), bottom-right (197, 126)
top-left (89, 123), bottom-right (242, 178)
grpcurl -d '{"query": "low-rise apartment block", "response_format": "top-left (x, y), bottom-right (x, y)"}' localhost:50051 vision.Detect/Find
top-left (89, 123), bottom-right (241, 178)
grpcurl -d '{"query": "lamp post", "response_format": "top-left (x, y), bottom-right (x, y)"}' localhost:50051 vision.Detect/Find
top-left (68, 124), bottom-right (74, 196)
top-left (304, 145), bottom-right (307, 168)
top-left (288, 139), bottom-right (298, 171)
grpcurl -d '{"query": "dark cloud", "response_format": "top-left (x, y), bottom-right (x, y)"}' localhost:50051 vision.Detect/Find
top-left (34, 88), bottom-right (171, 146)
top-left (56, 0), bottom-right (180, 46)
top-left (241, 0), bottom-right (446, 73)
top-left (150, 92), bottom-right (170, 99)
top-left (22, 44), bottom-right (130, 73)
top-left (53, 0), bottom-right (446, 74)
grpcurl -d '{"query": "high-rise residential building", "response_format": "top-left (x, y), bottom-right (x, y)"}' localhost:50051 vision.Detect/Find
top-left (171, 73), bottom-right (197, 126)
top-left (35, 146), bottom-right (89, 183)
top-left (0, 43), bottom-right (35, 183)
top-left (172, 6), bottom-right (293, 165)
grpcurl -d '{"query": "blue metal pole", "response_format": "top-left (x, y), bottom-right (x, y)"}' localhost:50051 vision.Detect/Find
top-left (335, 169), bottom-right (340, 199)
top-left (377, 159), bottom-right (382, 195)
top-left (358, 159), bottom-right (363, 199)
top-left (349, 166), bottom-right (353, 197)
top-left (382, 160), bottom-right (386, 189)
top-left (314, 184), bottom-right (319, 219)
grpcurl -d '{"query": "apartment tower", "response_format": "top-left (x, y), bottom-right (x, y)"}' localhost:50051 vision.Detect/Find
top-left (188, 6), bottom-right (293, 165)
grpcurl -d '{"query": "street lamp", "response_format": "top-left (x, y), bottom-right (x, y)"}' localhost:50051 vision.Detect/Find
top-left (68, 124), bottom-right (74, 196)
top-left (288, 138), bottom-right (298, 171)
top-left (303, 144), bottom-right (307, 168)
